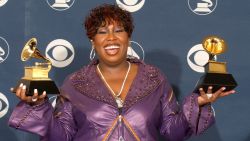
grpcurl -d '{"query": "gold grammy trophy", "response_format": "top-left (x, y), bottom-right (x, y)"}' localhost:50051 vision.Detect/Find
top-left (194, 36), bottom-right (237, 93)
top-left (13, 38), bottom-right (59, 96)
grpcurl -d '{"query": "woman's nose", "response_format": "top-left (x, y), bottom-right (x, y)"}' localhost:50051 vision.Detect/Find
top-left (107, 32), bottom-right (117, 41)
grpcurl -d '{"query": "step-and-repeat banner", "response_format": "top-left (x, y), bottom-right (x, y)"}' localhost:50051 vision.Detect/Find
top-left (0, 0), bottom-right (249, 141)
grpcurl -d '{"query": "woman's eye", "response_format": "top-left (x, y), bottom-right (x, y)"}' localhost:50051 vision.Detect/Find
top-left (115, 28), bottom-right (125, 33)
top-left (97, 30), bottom-right (107, 34)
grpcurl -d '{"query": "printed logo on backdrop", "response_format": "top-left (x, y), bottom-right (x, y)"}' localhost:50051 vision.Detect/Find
top-left (49, 95), bottom-right (57, 108)
top-left (46, 0), bottom-right (75, 11)
top-left (187, 44), bottom-right (217, 73)
top-left (0, 36), bottom-right (9, 64)
top-left (46, 39), bottom-right (75, 68)
top-left (116, 0), bottom-right (145, 12)
top-left (127, 40), bottom-right (144, 60)
top-left (0, 0), bottom-right (8, 7)
top-left (188, 0), bottom-right (217, 15)
top-left (0, 92), bottom-right (9, 118)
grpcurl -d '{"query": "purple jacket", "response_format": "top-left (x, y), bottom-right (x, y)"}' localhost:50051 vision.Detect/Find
top-left (9, 59), bottom-right (215, 141)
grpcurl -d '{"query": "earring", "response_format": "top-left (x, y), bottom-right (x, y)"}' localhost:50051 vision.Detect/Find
top-left (127, 40), bottom-right (145, 61)
top-left (89, 47), bottom-right (95, 61)
top-left (127, 41), bottom-right (134, 59)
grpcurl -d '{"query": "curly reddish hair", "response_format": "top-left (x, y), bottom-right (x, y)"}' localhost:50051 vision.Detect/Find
top-left (84, 4), bottom-right (134, 39)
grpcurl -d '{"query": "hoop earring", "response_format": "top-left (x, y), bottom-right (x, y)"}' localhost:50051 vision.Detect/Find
top-left (89, 48), bottom-right (95, 61)
top-left (127, 40), bottom-right (145, 61)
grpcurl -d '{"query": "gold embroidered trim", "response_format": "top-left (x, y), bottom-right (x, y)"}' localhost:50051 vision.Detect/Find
top-left (168, 90), bottom-right (174, 102)
top-left (122, 117), bottom-right (141, 141)
top-left (102, 116), bottom-right (119, 141)
top-left (102, 116), bottom-right (141, 141)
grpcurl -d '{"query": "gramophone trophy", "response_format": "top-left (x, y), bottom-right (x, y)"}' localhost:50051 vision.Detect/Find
top-left (13, 38), bottom-right (59, 96)
top-left (194, 36), bottom-right (237, 93)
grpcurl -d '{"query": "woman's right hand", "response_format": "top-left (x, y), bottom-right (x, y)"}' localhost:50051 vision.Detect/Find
top-left (11, 83), bottom-right (47, 105)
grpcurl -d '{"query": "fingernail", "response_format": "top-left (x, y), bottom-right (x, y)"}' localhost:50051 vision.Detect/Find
top-left (43, 91), bottom-right (46, 95)
top-left (22, 85), bottom-right (26, 90)
top-left (199, 88), bottom-right (203, 91)
top-left (209, 86), bottom-right (213, 89)
top-left (19, 83), bottom-right (23, 87)
top-left (222, 87), bottom-right (226, 90)
top-left (34, 89), bottom-right (38, 93)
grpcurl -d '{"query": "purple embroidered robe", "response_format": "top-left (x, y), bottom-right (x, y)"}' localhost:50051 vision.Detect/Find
top-left (8, 59), bottom-right (215, 141)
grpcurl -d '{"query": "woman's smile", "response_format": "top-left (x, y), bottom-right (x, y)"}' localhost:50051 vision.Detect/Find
top-left (104, 45), bottom-right (120, 56)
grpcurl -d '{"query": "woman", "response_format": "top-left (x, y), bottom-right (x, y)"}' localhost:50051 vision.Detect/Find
top-left (9, 4), bottom-right (235, 141)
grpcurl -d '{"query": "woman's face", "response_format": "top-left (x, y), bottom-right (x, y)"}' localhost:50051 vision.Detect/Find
top-left (92, 22), bottom-right (129, 65)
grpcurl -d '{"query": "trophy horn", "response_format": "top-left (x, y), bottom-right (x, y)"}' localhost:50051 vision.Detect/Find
top-left (21, 38), bottom-right (51, 63)
top-left (194, 35), bottom-right (237, 93)
top-left (202, 36), bottom-right (227, 55)
top-left (202, 36), bottom-right (227, 61)
top-left (12, 38), bottom-right (59, 95)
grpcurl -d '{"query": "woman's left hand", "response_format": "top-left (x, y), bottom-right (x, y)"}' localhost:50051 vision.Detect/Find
top-left (198, 86), bottom-right (236, 106)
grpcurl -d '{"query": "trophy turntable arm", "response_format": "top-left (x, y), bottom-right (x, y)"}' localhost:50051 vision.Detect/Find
top-left (35, 62), bottom-right (52, 71)
top-left (35, 62), bottom-right (51, 66)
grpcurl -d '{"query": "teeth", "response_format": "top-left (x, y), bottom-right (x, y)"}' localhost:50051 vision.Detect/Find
top-left (105, 45), bottom-right (119, 50)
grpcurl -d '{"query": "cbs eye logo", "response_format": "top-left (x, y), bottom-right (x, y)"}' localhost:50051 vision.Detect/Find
top-left (46, 39), bottom-right (75, 68)
top-left (0, 0), bottom-right (8, 7)
top-left (0, 36), bottom-right (10, 64)
top-left (49, 95), bottom-right (58, 108)
top-left (0, 92), bottom-right (9, 118)
top-left (187, 44), bottom-right (217, 73)
top-left (116, 0), bottom-right (145, 12)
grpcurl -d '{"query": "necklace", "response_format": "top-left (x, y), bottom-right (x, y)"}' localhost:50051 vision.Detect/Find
top-left (97, 61), bottom-right (131, 108)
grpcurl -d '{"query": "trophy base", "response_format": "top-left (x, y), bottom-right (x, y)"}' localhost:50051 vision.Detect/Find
top-left (13, 79), bottom-right (60, 96)
top-left (194, 73), bottom-right (237, 93)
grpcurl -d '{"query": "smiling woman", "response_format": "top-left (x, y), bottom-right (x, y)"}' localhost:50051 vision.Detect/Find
top-left (92, 23), bottom-right (129, 65)
top-left (8, 3), bottom-right (235, 141)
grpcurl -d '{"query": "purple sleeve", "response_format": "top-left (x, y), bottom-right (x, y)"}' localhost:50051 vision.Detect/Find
top-left (159, 81), bottom-right (215, 141)
top-left (182, 93), bottom-right (215, 135)
top-left (8, 98), bottom-right (77, 141)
